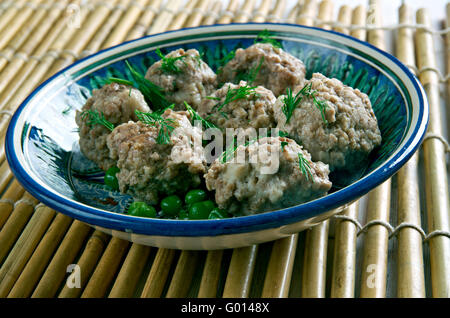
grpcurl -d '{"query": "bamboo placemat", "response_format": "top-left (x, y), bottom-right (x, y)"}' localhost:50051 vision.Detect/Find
top-left (0, 0), bottom-right (448, 299)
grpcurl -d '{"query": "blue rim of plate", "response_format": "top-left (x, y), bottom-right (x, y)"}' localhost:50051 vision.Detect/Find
top-left (5, 23), bottom-right (429, 237)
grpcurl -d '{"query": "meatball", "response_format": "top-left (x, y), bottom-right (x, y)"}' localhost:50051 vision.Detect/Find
top-left (197, 81), bottom-right (277, 135)
top-left (75, 83), bottom-right (151, 170)
top-left (204, 136), bottom-right (332, 215)
top-left (145, 48), bottom-right (217, 110)
top-left (274, 73), bottom-right (382, 174)
top-left (106, 109), bottom-right (206, 204)
top-left (217, 43), bottom-right (306, 97)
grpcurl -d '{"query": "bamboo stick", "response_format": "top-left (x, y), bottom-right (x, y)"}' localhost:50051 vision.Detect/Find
top-left (261, 235), bottom-right (298, 297)
top-left (31, 220), bottom-right (91, 298)
top-left (329, 5), bottom-right (361, 299)
top-left (416, 7), bottom-right (450, 298)
top-left (333, 5), bottom-right (351, 35)
top-left (0, 179), bottom-right (25, 229)
top-left (184, 0), bottom-right (209, 28)
top-left (0, 0), bottom-right (68, 99)
top-left (350, 5), bottom-right (366, 40)
top-left (108, 243), bottom-right (151, 298)
top-left (0, 192), bottom-right (38, 265)
top-left (168, 0), bottom-right (198, 31)
top-left (0, 0), bottom-right (41, 52)
top-left (0, 0), bottom-right (28, 34)
top-left (316, 0), bottom-right (333, 29)
top-left (103, 0), bottom-right (150, 47)
top-left (359, 0), bottom-right (391, 298)
top-left (198, 250), bottom-right (224, 298)
top-left (0, 160), bottom-right (13, 194)
top-left (301, 221), bottom-right (329, 297)
top-left (395, 3), bottom-right (426, 298)
top-left (268, 0), bottom-right (286, 23)
top-left (165, 250), bottom-right (201, 298)
top-left (286, 1), bottom-right (300, 24)
top-left (201, 0), bottom-right (221, 26)
top-left (0, 0), bottom-right (49, 72)
top-left (296, 0), bottom-right (317, 25)
top-left (125, 0), bottom-right (162, 40)
top-left (217, 0), bottom-right (239, 24)
top-left (7, 213), bottom-right (73, 298)
top-left (81, 237), bottom-right (130, 298)
top-left (77, 0), bottom-right (132, 59)
top-left (330, 203), bottom-right (359, 297)
top-left (300, 0), bottom-right (332, 298)
top-left (252, 0), bottom-right (272, 23)
top-left (446, 3), bottom-right (450, 138)
top-left (222, 245), bottom-right (258, 298)
top-left (140, 248), bottom-right (177, 298)
top-left (47, 0), bottom-right (120, 75)
top-left (147, 0), bottom-right (184, 35)
top-left (58, 230), bottom-right (110, 298)
top-left (0, 4), bottom-right (91, 163)
top-left (0, 205), bottom-right (55, 297)
top-left (233, 0), bottom-right (257, 23)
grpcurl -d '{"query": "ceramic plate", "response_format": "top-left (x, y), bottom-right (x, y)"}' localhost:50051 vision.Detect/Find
top-left (5, 23), bottom-right (428, 249)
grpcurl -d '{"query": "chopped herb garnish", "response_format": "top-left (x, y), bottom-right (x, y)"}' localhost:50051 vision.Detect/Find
top-left (124, 60), bottom-right (171, 111)
top-left (135, 109), bottom-right (176, 145)
top-left (281, 141), bottom-right (288, 151)
top-left (108, 77), bottom-right (134, 86)
top-left (282, 87), bottom-right (304, 124)
top-left (254, 29), bottom-right (282, 48)
top-left (156, 48), bottom-right (186, 74)
top-left (281, 84), bottom-right (329, 125)
top-left (219, 136), bottom-right (259, 164)
top-left (184, 101), bottom-right (218, 130)
top-left (80, 110), bottom-right (114, 132)
top-left (298, 152), bottom-right (314, 181)
top-left (301, 83), bottom-right (329, 124)
top-left (205, 96), bottom-right (221, 101)
top-left (213, 84), bottom-right (258, 113)
top-left (235, 57), bottom-right (264, 85)
top-left (278, 130), bottom-right (289, 138)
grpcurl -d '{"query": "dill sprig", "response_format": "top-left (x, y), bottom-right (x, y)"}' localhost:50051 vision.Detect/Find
top-left (156, 48), bottom-right (186, 74)
top-left (135, 109), bottom-right (176, 145)
top-left (282, 87), bottom-right (304, 124)
top-left (235, 57), bottom-right (264, 85)
top-left (219, 136), bottom-right (259, 164)
top-left (107, 77), bottom-right (134, 86)
top-left (298, 152), bottom-right (314, 181)
top-left (184, 101), bottom-right (218, 130)
top-left (254, 29), bottom-right (282, 48)
top-left (281, 84), bottom-right (329, 125)
top-left (301, 83), bottom-right (329, 125)
top-left (80, 110), bottom-right (114, 132)
top-left (213, 84), bottom-right (258, 113)
top-left (123, 60), bottom-right (171, 112)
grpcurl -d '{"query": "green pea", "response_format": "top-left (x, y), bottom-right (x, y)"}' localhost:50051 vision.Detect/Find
top-left (188, 200), bottom-right (216, 220)
top-left (178, 209), bottom-right (189, 220)
top-left (185, 189), bottom-right (208, 205)
top-left (208, 208), bottom-right (228, 219)
top-left (104, 166), bottom-right (120, 190)
top-left (160, 195), bottom-right (182, 216)
top-left (127, 201), bottom-right (157, 218)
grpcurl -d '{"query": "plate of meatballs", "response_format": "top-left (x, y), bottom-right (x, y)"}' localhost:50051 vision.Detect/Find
top-left (6, 24), bottom-right (428, 249)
